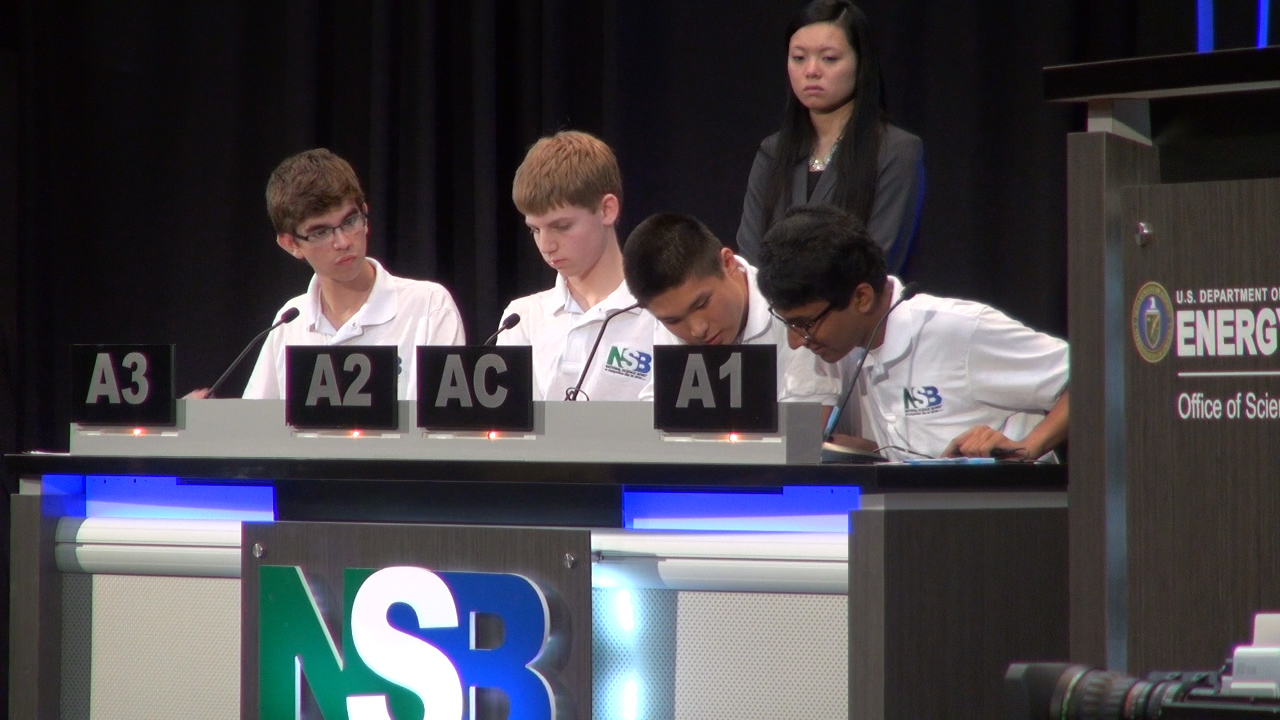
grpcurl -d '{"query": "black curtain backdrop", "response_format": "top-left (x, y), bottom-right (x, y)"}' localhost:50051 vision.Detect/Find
top-left (611, 0), bottom-right (1139, 342)
top-left (8, 0), bottom-right (608, 452)
top-left (2, 0), bottom-right (1171, 455)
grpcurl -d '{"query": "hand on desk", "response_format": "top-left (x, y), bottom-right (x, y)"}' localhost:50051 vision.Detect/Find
top-left (943, 391), bottom-right (1068, 460)
top-left (943, 426), bottom-right (1026, 459)
top-left (184, 388), bottom-right (211, 400)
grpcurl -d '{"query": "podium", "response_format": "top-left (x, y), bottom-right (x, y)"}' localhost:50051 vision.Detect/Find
top-left (849, 490), bottom-right (1067, 720)
top-left (7, 400), bottom-right (1065, 719)
top-left (1048, 46), bottom-right (1280, 673)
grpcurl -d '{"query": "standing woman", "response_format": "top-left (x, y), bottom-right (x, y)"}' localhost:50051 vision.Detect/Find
top-left (737, 0), bottom-right (924, 273)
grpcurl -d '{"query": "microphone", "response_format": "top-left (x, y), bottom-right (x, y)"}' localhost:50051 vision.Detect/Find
top-left (823, 281), bottom-right (920, 442)
top-left (483, 313), bottom-right (521, 346)
top-left (565, 302), bottom-right (641, 401)
top-left (207, 307), bottom-right (301, 398)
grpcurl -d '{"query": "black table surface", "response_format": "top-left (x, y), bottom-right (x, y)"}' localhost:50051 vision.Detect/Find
top-left (5, 452), bottom-right (1065, 493)
top-left (6, 453), bottom-right (1066, 526)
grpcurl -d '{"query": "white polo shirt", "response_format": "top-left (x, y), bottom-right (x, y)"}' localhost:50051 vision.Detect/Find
top-left (497, 274), bottom-right (655, 401)
top-left (849, 277), bottom-right (1068, 460)
top-left (243, 258), bottom-right (466, 400)
top-left (641, 257), bottom-right (841, 405)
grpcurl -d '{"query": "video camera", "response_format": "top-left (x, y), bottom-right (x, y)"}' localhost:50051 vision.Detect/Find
top-left (1007, 613), bottom-right (1280, 719)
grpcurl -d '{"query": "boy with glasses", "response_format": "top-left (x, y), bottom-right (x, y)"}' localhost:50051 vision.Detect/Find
top-left (496, 131), bottom-right (654, 401)
top-left (236, 148), bottom-right (465, 399)
top-left (622, 212), bottom-right (841, 411)
top-left (758, 205), bottom-right (1069, 460)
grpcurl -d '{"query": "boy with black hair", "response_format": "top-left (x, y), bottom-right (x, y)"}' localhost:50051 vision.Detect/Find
top-left (623, 212), bottom-right (841, 407)
top-left (757, 204), bottom-right (1069, 460)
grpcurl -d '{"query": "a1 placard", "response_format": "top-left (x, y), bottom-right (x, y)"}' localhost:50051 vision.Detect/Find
top-left (71, 344), bottom-right (176, 426)
top-left (285, 346), bottom-right (398, 430)
top-left (416, 346), bottom-right (534, 431)
top-left (653, 344), bottom-right (778, 433)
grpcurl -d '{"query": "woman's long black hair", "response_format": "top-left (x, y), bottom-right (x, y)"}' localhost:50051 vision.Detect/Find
top-left (763, 0), bottom-right (886, 230)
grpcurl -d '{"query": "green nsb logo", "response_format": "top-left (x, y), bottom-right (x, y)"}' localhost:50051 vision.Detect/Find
top-left (260, 565), bottom-right (565, 719)
top-left (605, 346), bottom-right (652, 375)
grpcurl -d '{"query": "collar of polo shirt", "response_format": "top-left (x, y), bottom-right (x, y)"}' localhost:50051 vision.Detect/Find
top-left (302, 257), bottom-right (399, 334)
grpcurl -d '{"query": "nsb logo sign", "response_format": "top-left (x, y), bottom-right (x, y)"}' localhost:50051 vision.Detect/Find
top-left (603, 345), bottom-right (652, 380)
top-left (259, 565), bottom-right (566, 719)
top-left (902, 386), bottom-right (943, 417)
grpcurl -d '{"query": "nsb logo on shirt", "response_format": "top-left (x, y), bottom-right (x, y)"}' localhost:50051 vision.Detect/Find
top-left (903, 386), bottom-right (943, 416)
top-left (603, 345), bottom-right (653, 380)
top-left (259, 565), bottom-right (565, 719)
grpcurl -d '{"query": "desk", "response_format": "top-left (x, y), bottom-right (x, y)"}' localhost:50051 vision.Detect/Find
top-left (6, 404), bottom-right (1066, 719)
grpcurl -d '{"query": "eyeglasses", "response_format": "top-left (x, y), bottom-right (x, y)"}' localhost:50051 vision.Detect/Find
top-left (769, 302), bottom-right (834, 343)
top-left (292, 210), bottom-right (367, 244)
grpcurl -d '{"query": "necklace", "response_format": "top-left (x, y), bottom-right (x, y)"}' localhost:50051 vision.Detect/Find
top-left (809, 139), bottom-right (840, 172)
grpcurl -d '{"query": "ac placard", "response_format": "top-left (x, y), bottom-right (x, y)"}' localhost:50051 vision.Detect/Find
top-left (417, 346), bottom-right (534, 431)
top-left (285, 345), bottom-right (398, 429)
top-left (652, 344), bottom-right (778, 433)
top-left (71, 344), bottom-right (176, 426)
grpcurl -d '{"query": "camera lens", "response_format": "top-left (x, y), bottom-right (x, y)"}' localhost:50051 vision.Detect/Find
top-left (1066, 669), bottom-right (1210, 719)
top-left (1006, 663), bottom-right (1208, 720)
top-left (1060, 668), bottom-right (1144, 719)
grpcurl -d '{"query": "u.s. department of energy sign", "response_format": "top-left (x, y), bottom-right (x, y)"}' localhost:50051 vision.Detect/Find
top-left (1133, 280), bottom-right (1280, 422)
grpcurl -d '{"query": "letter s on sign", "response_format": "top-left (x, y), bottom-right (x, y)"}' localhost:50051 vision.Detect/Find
top-left (348, 567), bottom-right (464, 720)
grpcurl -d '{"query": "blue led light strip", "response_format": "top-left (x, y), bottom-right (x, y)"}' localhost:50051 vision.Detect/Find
top-left (622, 485), bottom-right (860, 532)
top-left (83, 475), bottom-right (275, 521)
top-left (1198, 0), bottom-right (1215, 52)
top-left (1260, 0), bottom-right (1271, 47)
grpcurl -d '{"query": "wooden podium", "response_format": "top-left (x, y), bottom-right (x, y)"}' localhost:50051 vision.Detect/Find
top-left (1048, 46), bottom-right (1280, 674)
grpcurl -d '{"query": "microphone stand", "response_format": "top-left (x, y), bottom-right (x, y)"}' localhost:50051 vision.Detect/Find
top-left (208, 308), bottom-right (300, 398)
top-left (820, 281), bottom-right (919, 463)
top-left (565, 302), bottom-right (641, 401)
top-left (484, 313), bottom-right (521, 346)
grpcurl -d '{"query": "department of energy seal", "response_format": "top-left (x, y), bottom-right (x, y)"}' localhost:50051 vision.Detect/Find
top-left (1132, 281), bottom-right (1173, 363)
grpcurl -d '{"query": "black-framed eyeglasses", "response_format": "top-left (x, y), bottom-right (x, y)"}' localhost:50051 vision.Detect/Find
top-left (769, 302), bottom-right (834, 342)
top-left (292, 210), bottom-right (368, 244)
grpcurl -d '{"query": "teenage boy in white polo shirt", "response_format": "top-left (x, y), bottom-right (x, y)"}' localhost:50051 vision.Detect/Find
top-left (757, 205), bottom-right (1069, 461)
top-left (622, 212), bottom-right (841, 409)
top-left (235, 148), bottom-right (465, 400)
top-left (496, 131), bottom-right (655, 401)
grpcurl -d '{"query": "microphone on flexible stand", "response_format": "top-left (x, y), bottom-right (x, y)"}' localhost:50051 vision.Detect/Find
top-left (483, 313), bottom-right (521, 346)
top-left (565, 302), bottom-right (641, 401)
top-left (820, 281), bottom-right (919, 463)
top-left (206, 307), bottom-right (301, 398)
